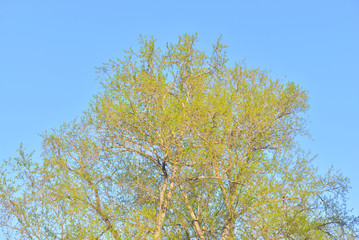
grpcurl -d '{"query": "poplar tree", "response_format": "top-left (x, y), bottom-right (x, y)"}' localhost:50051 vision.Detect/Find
top-left (0, 34), bottom-right (357, 239)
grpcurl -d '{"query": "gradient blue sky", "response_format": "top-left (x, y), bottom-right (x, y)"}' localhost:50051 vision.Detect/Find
top-left (1, 0), bottom-right (358, 216)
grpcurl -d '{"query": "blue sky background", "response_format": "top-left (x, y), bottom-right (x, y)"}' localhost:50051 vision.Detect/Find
top-left (0, 0), bottom-right (358, 217)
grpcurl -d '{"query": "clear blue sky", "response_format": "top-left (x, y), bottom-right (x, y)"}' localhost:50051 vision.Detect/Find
top-left (1, 0), bottom-right (358, 216)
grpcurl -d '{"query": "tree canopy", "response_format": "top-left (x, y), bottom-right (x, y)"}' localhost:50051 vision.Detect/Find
top-left (0, 34), bottom-right (357, 239)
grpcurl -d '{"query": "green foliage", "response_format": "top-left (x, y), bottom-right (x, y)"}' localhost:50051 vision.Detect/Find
top-left (0, 34), bottom-right (357, 239)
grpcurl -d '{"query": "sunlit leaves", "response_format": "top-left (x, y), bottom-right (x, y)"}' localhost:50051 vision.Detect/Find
top-left (0, 34), bottom-right (357, 239)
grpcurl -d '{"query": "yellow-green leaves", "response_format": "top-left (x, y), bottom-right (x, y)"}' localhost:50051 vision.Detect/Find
top-left (0, 34), bottom-right (357, 239)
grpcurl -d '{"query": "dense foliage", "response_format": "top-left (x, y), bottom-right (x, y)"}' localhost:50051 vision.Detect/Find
top-left (0, 34), bottom-right (357, 239)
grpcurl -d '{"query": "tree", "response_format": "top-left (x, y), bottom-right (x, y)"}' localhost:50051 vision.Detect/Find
top-left (0, 34), bottom-right (357, 239)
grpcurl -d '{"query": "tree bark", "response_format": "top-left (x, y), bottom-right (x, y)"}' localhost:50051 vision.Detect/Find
top-left (220, 181), bottom-right (236, 240)
top-left (220, 214), bottom-right (233, 240)
top-left (179, 185), bottom-right (206, 240)
top-left (153, 166), bottom-right (176, 240)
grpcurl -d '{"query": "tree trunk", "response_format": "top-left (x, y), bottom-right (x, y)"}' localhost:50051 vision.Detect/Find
top-left (220, 215), bottom-right (233, 240)
top-left (179, 185), bottom-right (206, 240)
top-left (154, 166), bottom-right (176, 239)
